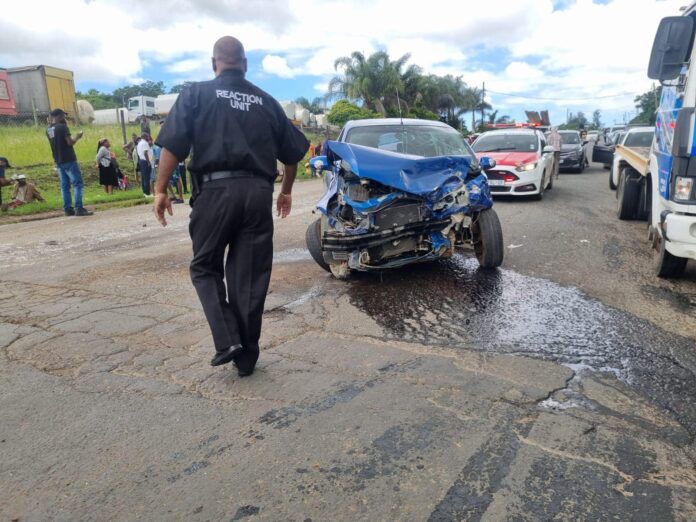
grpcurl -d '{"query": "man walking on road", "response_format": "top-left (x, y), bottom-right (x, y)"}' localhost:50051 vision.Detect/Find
top-left (153, 36), bottom-right (309, 377)
top-left (548, 126), bottom-right (563, 179)
top-left (46, 109), bottom-right (92, 216)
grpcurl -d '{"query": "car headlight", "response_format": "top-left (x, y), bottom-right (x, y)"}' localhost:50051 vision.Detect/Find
top-left (516, 162), bottom-right (537, 172)
top-left (674, 176), bottom-right (694, 201)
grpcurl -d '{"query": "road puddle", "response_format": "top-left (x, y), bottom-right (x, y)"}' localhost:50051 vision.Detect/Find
top-left (345, 255), bottom-right (696, 434)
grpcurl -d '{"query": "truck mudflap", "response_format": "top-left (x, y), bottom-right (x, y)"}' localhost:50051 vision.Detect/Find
top-left (662, 211), bottom-right (696, 259)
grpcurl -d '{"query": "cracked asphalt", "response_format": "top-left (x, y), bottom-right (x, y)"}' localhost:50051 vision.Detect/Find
top-left (1, 162), bottom-right (696, 521)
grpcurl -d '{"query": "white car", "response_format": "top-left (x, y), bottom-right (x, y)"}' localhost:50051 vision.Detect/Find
top-left (607, 127), bottom-right (655, 190)
top-left (472, 129), bottom-right (555, 199)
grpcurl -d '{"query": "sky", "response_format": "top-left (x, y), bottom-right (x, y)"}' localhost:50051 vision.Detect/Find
top-left (1, 0), bottom-right (688, 127)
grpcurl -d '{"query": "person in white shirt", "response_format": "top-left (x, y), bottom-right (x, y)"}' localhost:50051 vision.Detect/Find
top-left (136, 133), bottom-right (153, 196)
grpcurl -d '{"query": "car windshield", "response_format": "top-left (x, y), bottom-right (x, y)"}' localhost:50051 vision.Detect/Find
top-left (344, 125), bottom-right (473, 157)
top-left (472, 133), bottom-right (538, 153)
top-left (623, 131), bottom-right (654, 147)
top-left (559, 132), bottom-right (581, 144)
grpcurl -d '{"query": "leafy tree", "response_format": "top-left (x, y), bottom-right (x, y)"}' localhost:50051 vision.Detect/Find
top-left (76, 89), bottom-right (118, 109)
top-left (112, 81), bottom-right (166, 104)
top-left (631, 85), bottom-right (662, 125)
top-left (408, 105), bottom-right (439, 120)
top-left (562, 111), bottom-right (588, 130)
top-left (294, 96), bottom-right (311, 109)
top-left (170, 81), bottom-right (195, 94)
top-left (326, 100), bottom-right (379, 127)
top-left (591, 109), bottom-right (602, 129)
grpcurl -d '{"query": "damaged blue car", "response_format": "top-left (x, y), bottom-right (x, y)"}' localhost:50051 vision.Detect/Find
top-left (306, 118), bottom-right (504, 279)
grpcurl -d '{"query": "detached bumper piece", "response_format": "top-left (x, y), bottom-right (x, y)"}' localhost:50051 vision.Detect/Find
top-left (322, 219), bottom-right (450, 252)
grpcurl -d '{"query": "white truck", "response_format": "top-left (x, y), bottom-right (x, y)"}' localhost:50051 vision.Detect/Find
top-left (592, 3), bottom-right (696, 277)
top-left (126, 94), bottom-right (178, 123)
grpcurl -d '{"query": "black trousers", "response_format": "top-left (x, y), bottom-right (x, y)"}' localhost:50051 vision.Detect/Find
top-left (189, 177), bottom-right (274, 371)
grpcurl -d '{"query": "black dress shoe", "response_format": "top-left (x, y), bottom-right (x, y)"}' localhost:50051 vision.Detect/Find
top-left (236, 366), bottom-right (254, 377)
top-left (210, 344), bottom-right (243, 367)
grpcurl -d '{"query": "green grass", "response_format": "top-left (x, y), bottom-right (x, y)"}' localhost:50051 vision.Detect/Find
top-left (0, 124), bottom-right (330, 216)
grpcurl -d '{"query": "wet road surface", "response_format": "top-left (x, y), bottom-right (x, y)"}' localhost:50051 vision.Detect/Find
top-left (1, 165), bottom-right (696, 520)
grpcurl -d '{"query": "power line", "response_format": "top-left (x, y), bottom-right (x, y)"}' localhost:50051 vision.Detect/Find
top-left (485, 89), bottom-right (636, 101)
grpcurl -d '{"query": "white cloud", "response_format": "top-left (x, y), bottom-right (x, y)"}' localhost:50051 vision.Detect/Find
top-left (1, 0), bottom-right (687, 124)
top-left (261, 55), bottom-right (301, 78)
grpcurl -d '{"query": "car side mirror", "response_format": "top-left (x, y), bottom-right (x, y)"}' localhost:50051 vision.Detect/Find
top-left (543, 146), bottom-right (554, 153)
top-left (311, 155), bottom-right (329, 171)
top-left (479, 156), bottom-right (496, 170)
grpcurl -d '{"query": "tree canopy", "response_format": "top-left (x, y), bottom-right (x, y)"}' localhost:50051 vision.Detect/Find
top-left (631, 85), bottom-right (662, 125)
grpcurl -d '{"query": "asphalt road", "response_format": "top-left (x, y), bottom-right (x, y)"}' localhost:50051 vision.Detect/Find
top-left (1, 161), bottom-right (696, 521)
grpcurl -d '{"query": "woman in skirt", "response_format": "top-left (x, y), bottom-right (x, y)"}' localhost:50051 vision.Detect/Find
top-left (96, 138), bottom-right (118, 194)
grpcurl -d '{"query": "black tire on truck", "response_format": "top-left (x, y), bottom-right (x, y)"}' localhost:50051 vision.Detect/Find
top-left (654, 233), bottom-right (687, 278)
top-left (617, 168), bottom-right (640, 220)
top-left (471, 208), bottom-right (504, 269)
top-left (305, 218), bottom-right (331, 272)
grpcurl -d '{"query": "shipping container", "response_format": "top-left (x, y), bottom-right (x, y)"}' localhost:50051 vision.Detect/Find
top-left (6, 65), bottom-right (78, 121)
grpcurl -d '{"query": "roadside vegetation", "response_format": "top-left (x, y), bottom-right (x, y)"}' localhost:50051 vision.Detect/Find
top-left (0, 123), bottom-right (328, 218)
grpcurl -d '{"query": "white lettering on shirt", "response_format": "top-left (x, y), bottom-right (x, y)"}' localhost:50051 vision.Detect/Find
top-left (215, 90), bottom-right (263, 111)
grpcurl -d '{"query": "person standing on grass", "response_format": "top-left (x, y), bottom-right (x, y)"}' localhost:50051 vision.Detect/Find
top-left (0, 156), bottom-right (11, 206)
top-left (46, 108), bottom-right (93, 216)
top-left (140, 116), bottom-right (151, 137)
top-left (151, 138), bottom-right (161, 195)
top-left (96, 138), bottom-right (118, 194)
top-left (136, 133), bottom-right (153, 196)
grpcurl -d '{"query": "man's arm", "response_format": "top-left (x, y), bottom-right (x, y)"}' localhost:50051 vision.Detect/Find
top-left (65, 128), bottom-right (83, 146)
top-left (153, 148), bottom-right (178, 226)
top-left (276, 163), bottom-right (297, 218)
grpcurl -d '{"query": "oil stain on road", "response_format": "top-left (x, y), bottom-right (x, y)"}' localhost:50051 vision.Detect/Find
top-left (345, 255), bottom-right (696, 436)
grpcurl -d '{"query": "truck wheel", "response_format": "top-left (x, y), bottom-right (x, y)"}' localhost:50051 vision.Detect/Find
top-left (305, 219), bottom-right (330, 272)
top-left (471, 209), bottom-right (504, 269)
top-left (609, 167), bottom-right (617, 190)
top-left (617, 168), bottom-right (640, 220)
top-left (654, 234), bottom-right (687, 278)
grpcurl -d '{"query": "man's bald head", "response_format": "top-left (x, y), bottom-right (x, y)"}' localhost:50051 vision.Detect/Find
top-left (212, 36), bottom-right (247, 76)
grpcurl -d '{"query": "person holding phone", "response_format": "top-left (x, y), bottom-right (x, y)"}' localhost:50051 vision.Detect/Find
top-left (46, 108), bottom-right (92, 216)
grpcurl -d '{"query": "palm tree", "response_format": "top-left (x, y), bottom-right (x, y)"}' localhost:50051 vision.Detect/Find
top-left (328, 51), bottom-right (405, 116)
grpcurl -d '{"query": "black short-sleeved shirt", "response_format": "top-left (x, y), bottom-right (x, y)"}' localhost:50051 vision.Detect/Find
top-left (46, 123), bottom-right (77, 164)
top-left (156, 69), bottom-right (309, 181)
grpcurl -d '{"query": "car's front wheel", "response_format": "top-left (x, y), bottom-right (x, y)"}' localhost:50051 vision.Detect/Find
top-left (471, 209), bottom-right (504, 269)
top-left (305, 218), bottom-right (331, 272)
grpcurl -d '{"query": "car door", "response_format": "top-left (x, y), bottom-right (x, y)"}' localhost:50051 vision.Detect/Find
top-left (592, 139), bottom-right (615, 164)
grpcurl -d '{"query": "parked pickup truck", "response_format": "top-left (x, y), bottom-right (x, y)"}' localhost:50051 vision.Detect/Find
top-left (595, 4), bottom-right (696, 277)
top-left (594, 126), bottom-right (654, 193)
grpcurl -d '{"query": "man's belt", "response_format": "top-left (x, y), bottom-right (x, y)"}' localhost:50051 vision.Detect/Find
top-left (200, 170), bottom-right (255, 183)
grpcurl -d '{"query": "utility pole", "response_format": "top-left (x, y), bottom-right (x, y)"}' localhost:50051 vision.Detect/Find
top-left (481, 82), bottom-right (485, 130)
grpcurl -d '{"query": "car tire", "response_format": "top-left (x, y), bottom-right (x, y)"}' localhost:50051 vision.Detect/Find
top-left (533, 172), bottom-right (545, 200)
top-left (617, 168), bottom-right (640, 220)
top-left (471, 209), bottom-right (504, 269)
top-left (609, 166), bottom-right (617, 190)
top-left (654, 233), bottom-right (687, 278)
top-left (305, 218), bottom-right (331, 272)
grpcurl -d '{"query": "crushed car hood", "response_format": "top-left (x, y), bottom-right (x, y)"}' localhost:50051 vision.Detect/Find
top-left (325, 141), bottom-right (474, 201)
